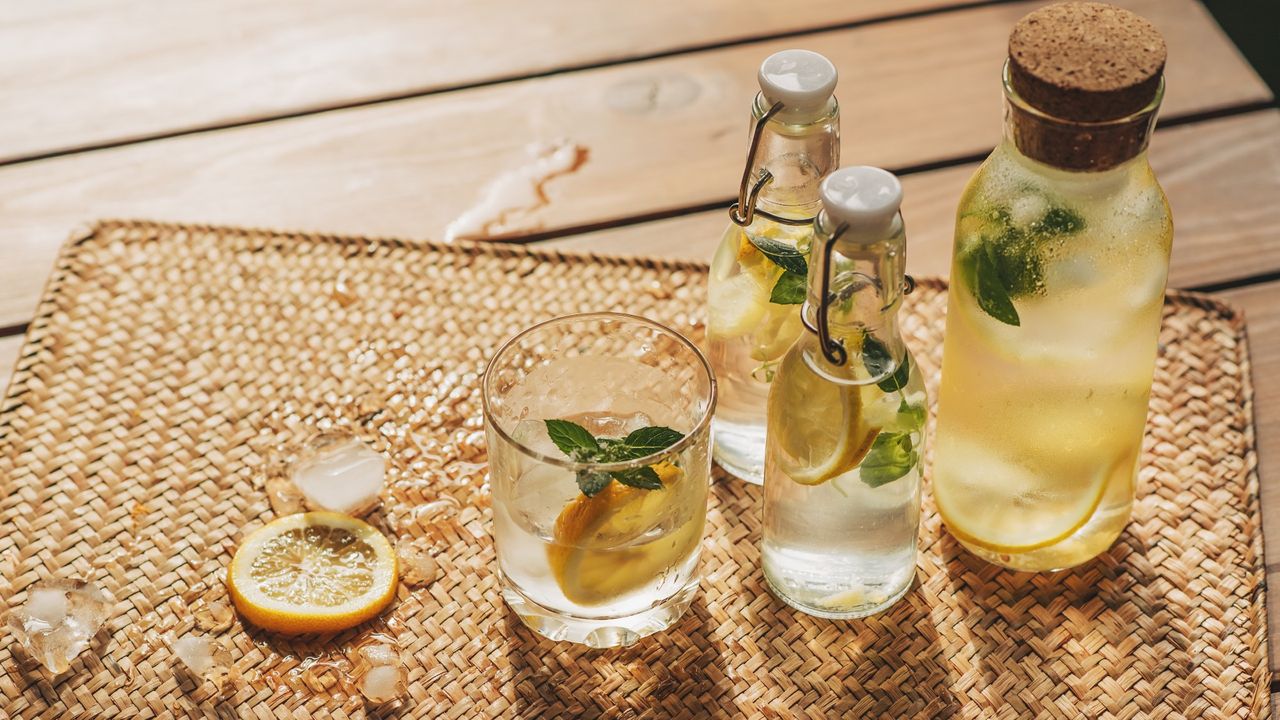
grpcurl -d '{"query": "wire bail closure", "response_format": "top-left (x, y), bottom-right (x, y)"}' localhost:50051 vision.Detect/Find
top-left (801, 225), bottom-right (917, 367)
top-left (728, 102), bottom-right (817, 229)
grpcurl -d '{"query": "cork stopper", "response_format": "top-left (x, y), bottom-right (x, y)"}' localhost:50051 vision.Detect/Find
top-left (1006, 2), bottom-right (1166, 170)
top-left (1009, 2), bottom-right (1165, 122)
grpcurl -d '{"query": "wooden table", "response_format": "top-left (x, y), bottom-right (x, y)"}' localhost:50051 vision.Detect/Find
top-left (1, 0), bottom-right (1275, 710)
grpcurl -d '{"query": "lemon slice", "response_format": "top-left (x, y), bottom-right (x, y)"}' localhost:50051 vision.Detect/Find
top-left (227, 512), bottom-right (397, 634)
top-left (547, 463), bottom-right (699, 605)
top-left (770, 359), bottom-right (880, 486)
top-left (708, 273), bottom-right (769, 340)
top-left (933, 440), bottom-right (1113, 553)
top-left (750, 303), bottom-right (804, 362)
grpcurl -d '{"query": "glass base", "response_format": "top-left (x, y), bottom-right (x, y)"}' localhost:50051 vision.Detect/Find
top-left (712, 419), bottom-right (764, 485)
top-left (500, 573), bottom-right (699, 648)
top-left (763, 572), bottom-right (912, 620)
top-left (951, 509), bottom-right (1130, 572)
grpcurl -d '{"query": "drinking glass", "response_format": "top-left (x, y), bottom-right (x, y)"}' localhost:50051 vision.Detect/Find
top-left (483, 312), bottom-right (715, 647)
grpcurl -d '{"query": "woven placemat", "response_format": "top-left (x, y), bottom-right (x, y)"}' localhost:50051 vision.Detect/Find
top-left (0, 220), bottom-right (1268, 719)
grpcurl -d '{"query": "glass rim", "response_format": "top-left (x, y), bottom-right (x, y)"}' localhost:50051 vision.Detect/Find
top-left (481, 311), bottom-right (717, 472)
top-left (1001, 59), bottom-right (1164, 128)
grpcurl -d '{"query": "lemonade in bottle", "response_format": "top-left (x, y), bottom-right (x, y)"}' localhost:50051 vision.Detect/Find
top-left (763, 167), bottom-right (925, 618)
top-left (933, 3), bottom-right (1172, 572)
top-left (708, 49), bottom-right (840, 483)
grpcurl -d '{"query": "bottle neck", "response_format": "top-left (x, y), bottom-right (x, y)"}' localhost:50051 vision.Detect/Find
top-left (800, 212), bottom-right (907, 382)
top-left (747, 93), bottom-right (840, 219)
top-left (1002, 61), bottom-right (1162, 173)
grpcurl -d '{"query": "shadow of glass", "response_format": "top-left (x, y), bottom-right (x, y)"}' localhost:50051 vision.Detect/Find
top-left (503, 594), bottom-right (732, 718)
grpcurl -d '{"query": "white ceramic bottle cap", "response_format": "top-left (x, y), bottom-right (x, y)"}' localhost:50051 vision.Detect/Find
top-left (820, 166), bottom-right (903, 235)
top-left (757, 50), bottom-right (838, 111)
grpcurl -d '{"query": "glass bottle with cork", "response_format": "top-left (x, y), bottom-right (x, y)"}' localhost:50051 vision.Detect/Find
top-left (932, 2), bottom-right (1173, 572)
top-left (707, 49), bottom-right (840, 484)
top-left (762, 166), bottom-right (926, 619)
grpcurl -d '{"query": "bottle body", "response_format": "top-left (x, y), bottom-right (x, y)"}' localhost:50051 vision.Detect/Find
top-left (933, 138), bottom-right (1172, 571)
top-left (762, 336), bottom-right (925, 617)
top-left (707, 219), bottom-right (811, 482)
top-left (762, 209), bottom-right (925, 618)
top-left (707, 94), bottom-right (838, 484)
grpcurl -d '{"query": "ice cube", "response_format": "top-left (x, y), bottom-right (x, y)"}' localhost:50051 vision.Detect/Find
top-left (192, 599), bottom-right (234, 634)
top-left (172, 634), bottom-right (239, 695)
top-left (359, 643), bottom-right (401, 667)
top-left (9, 579), bottom-right (114, 675)
top-left (291, 434), bottom-right (385, 515)
top-left (172, 636), bottom-right (215, 676)
top-left (360, 665), bottom-right (403, 703)
top-left (396, 542), bottom-right (439, 588)
top-left (1008, 194), bottom-right (1049, 229)
top-left (510, 419), bottom-right (563, 458)
top-left (26, 588), bottom-right (68, 628)
top-left (265, 476), bottom-right (305, 516)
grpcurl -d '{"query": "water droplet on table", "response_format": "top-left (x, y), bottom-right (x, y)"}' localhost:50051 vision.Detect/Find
top-left (444, 139), bottom-right (589, 242)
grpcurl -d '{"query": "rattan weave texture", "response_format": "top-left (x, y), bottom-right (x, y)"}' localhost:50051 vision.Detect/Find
top-left (0, 220), bottom-right (1268, 719)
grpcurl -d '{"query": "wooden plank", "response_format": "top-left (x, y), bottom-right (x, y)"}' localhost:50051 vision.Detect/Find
top-left (0, 0), bottom-right (975, 162)
top-left (1220, 280), bottom-right (1280, 676)
top-left (549, 111), bottom-right (1280, 291)
top-left (0, 0), bottom-right (1266, 328)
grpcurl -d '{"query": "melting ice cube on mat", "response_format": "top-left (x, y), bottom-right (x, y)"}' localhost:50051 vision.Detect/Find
top-left (291, 434), bottom-right (386, 515)
top-left (9, 580), bottom-right (114, 675)
top-left (360, 665), bottom-right (404, 703)
top-left (192, 599), bottom-right (235, 634)
top-left (356, 642), bottom-right (404, 703)
top-left (172, 635), bottom-right (239, 694)
top-left (396, 542), bottom-right (439, 588)
top-left (360, 643), bottom-right (401, 667)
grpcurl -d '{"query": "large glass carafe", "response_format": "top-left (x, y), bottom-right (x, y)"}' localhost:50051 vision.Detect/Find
top-left (933, 4), bottom-right (1172, 572)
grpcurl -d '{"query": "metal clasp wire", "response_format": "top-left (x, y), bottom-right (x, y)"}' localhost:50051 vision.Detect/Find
top-left (728, 101), bottom-right (816, 228)
top-left (801, 226), bottom-right (918, 367)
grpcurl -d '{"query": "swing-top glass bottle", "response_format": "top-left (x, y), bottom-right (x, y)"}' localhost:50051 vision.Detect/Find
top-left (707, 49), bottom-right (840, 484)
top-left (762, 166), bottom-right (925, 618)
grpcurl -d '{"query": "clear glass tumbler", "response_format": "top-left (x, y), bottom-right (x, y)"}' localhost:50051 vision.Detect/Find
top-left (483, 312), bottom-right (715, 647)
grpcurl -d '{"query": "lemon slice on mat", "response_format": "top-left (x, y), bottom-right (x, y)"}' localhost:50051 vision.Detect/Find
top-left (771, 364), bottom-right (879, 486)
top-left (548, 463), bottom-right (697, 605)
top-left (228, 512), bottom-right (397, 634)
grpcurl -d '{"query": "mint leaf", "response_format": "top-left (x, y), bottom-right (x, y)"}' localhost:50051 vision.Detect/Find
top-left (546, 420), bottom-right (680, 494)
top-left (862, 335), bottom-right (892, 378)
top-left (860, 432), bottom-right (917, 488)
top-left (1038, 206), bottom-right (1084, 235)
top-left (615, 426), bottom-right (683, 460)
top-left (770, 270), bottom-right (807, 304)
top-left (989, 229), bottom-right (1042, 298)
top-left (611, 466), bottom-right (664, 490)
top-left (747, 236), bottom-right (808, 276)
top-left (576, 471), bottom-right (612, 497)
top-left (962, 246), bottom-right (1020, 327)
top-left (898, 398), bottom-right (926, 431)
top-left (545, 419), bottom-right (600, 461)
top-left (878, 354), bottom-right (911, 394)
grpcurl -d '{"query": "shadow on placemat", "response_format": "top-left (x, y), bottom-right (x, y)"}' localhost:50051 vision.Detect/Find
top-left (0, 221), bottom-right (1267, 719)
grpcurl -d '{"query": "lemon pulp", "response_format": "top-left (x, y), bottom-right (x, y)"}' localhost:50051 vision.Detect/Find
top-left (547, 463), bottom-right (701, 606)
